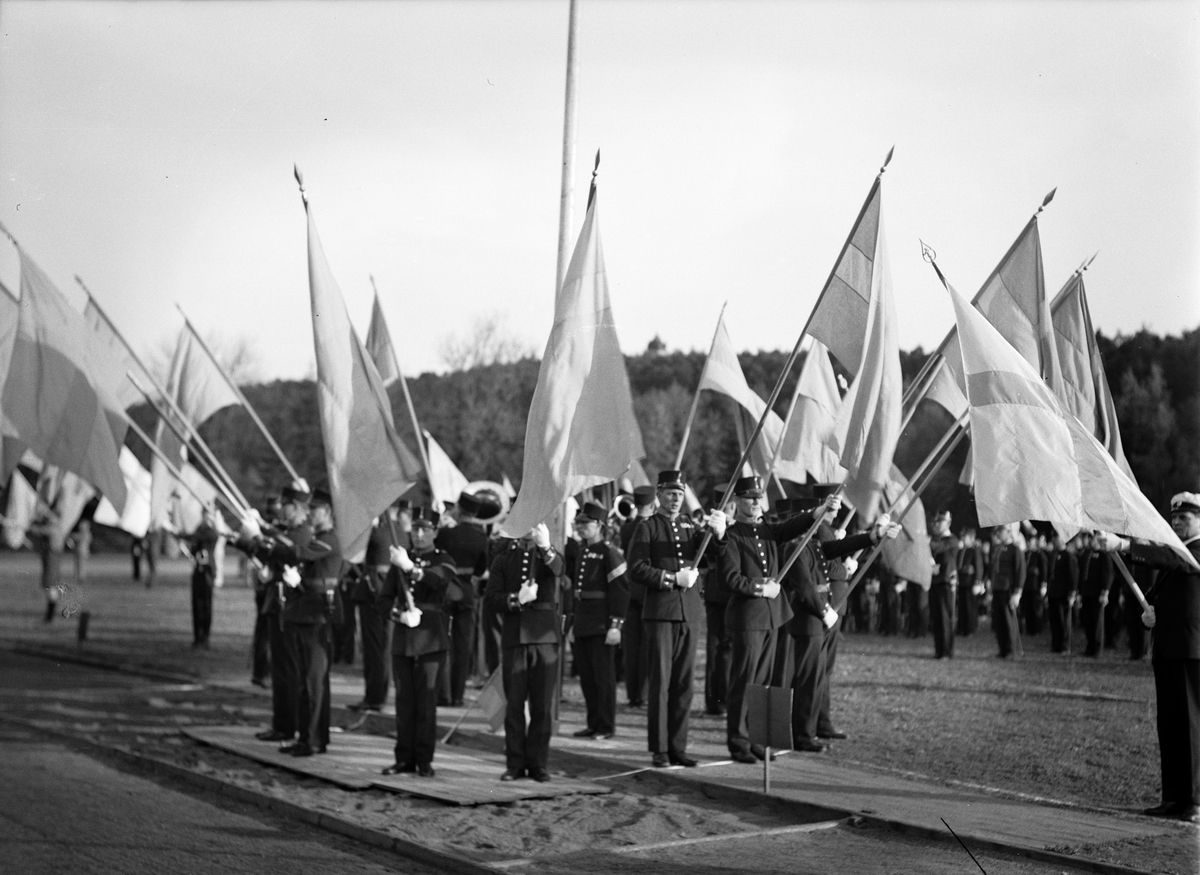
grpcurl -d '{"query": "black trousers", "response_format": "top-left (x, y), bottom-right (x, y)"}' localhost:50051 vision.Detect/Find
top-left (956, 585), bottom-right (978, 636)
top-left (251, 591), bottom-right (270, 682)
top-left (267, 616), bottom-right (296, 735)
top-left (1125, 606), bottom-right (1147, 659)
top-left (357, 601), bottom-right (393, 708)
top-left (1153, 658), bottom-right (1200, 806)
top-left (992, 591), bottom-right (1023, 658)
top-left (502, 643), bottom-right (558, 772)
top-left (444, 601), bottom-right (476, 704)
top-left (645, 619), bottom-right (695, 756)
top-left (726, 628), bottom-right (777, 754)
top-left (818, 624), bottom-right (840, 735)
top-left (1080, 596), bottom-right (1104, 656)
top-left (1047, 596), bottom-right (1072, 653)
top-left (906, 585), bottom-right (929, 637)
top-left (392, 650), bottom-right (445, 768)
top-left (191, 566), bottom-right (214, 645)
top-left (878, 582), bottom-right (901, 635)
top-left (287, 622), bottom-right (331, 748)
top-left (331, 596), bottom-right (356, 664)
top-left (929, 583), bottom-right (955, 658)
top-left (623, 600), bottom-right (648, 706)
top-left (790, 633), bottom-right (826, 742)
top-left (575, 634), bottom-right (617, 734)
top-left (771, 630), bottom-right (794, 688)
top-left (1021, 588), bottom-right (1045, 635)
top-left (704, 601), bottom-right (731, 714)
top-left (481, 600), bottom-right (503, 676)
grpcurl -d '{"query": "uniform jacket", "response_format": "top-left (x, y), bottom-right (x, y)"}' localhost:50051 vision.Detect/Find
top-left (566, 538), bottom-right (630, 638)
top-left (377, 547), bottom-right (454, 657)
top-left (273, 525), bottom-right (345, 626)
top-left (989, 543), bottom-right (1027, 595)
top-left (717, 511), bottom-right (818, 632)
top-left (485, 540), bottom-right (566, 646)
top-left (626, 510), bottom-right (710, 624)
top-left (436, 522), bottom-right (491, 607)
top-left (1130, 536), bottom-right (1200, 661)
top-left (783, 531), bottom-right (876, 637)
top-left (1079, 549), bottom-right (1113, 599)
top-left (241, 522), bottom-right (313, 617)
top-left (958, 543), bottom-right (984, 589)
top-left (930, 535), bottom-right (961, 586)
top-left (1046, 550), bottom-right (1079, 600)
top-left (620, 516), bottom-right (652, 603)
top-left (189, 523), bottom-right (220, 570)
top-left (353, 518), bottom-right (410, 604)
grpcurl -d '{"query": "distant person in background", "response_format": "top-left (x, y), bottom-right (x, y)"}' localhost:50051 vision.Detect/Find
top-left (212, 532), bottom-right (227, 589)
top-left (187, 506), bottom-right (221, 649)
top-left (1080, 533), bottom-right (1113, 657)
top-left (1046, 533), bottom-right (1079, 655)
top-left (928, 510), bottom-right (960, 659)
top-left (32, 515), bottom-right (64, 623)
top-left (956, 528), bottom-right (983, 636)
top-left (989, 523), bottom-right (1026, 659)
top-left (131, 536), bottom-right (146, 582)
top-left (145, 530), bottom-right (159, 588)
top-left (72, 519), bottom-right (92, 585)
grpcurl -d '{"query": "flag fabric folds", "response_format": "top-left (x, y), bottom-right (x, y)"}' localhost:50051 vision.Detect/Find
top-left (1, 250), bottom-right (127, 511)
top-left (94, 447), bottom-right (153, 537)
top-left (305, 204), bottom-right (421, 563)
top-left (947, 280), bottom-right (1195, 567)
top-left (775, 339), bottom-right (846, 483)
top-left (3, 468), bottom-right (38, 549)
top-left (424, 430), bottom-right (469, 508)
top-left (1050, 272), bottom-right (1134, 479)
top-left (503, 188), bottom-right (646, 536)
top-left (876, 466), bottom-right (933, 586)
top-left (829, 210), bottom-right (902, 519)
top-left (365, 293), bottom-right (402, 387)
top-left (82, 298), bottom-right (154, 411)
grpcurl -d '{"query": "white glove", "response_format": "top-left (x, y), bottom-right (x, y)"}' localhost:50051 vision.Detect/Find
top-left (389, 545), bottom-right (414, 572)
top-left (706, 510), bottom-right (727, 539)
top-left (239, 513), bottom-right (263, 541)
top-left (257, 564), bottom-right (273, 583)
top-left (843, 556), bottom-right (858, 576)
top-left (894, 579), bottom-right (908, 594)
top-left (1099, 592), bottom-right (1109, 607)
top-left (972, 582), bottom-right (986, 597)
top-left (282, 565), bottom-right (301, 588)
top-left (1009, 594), bottom-right (1021, 611)
top-left (822, 493), bottom-right (843, 520)
top-left (531, 523), bottom-right (551, 550)
top-left (1142, 606), bottom-right (1156, 628)
top-left (1094, 531), bottom-right (1128, 552)
top-left (761, 578), bottom-right (781, 599)
top-left (517, 580), bottom-right (539, 605)
top-left (604, 627), bottom-right (621, 646)
top-left (400, 608), bottom-right (422, 628)
top-left (676, 567), bottom-right (700, 589)
top-left (822, 606), bottom-right (839, 630)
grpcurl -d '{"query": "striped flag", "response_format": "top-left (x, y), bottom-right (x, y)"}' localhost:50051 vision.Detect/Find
top-left (947, 278), bottom-right (1195, 567)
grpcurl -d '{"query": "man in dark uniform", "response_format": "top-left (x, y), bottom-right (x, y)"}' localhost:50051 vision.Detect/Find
top-left (989, 523), bottom-right (1026, 659)
top-left (813, 485), bottom-right (859, 741)
top-left (626, 470), bottom-right (720, 768)
top-left (782, 492), bottom-right (891, 752)
top-left (715, 477), bottom-right (820, 763)
top-left (436, 492), bottom-right (492, 706)
top-left (568, 502), bottom-right (629, 739)
top-left (956, 528), bottom-right (983, 637)
top-left (187, 506), bottom-right (221, 649)
top-left (379, 507), bottom-right (454, 777)
top-left (485, 522), bottom-right (564, 782)
top-left (249, 497), bottom-right (283, 687)
top-left (619, 485), bottom-right (656, 708)
top-left (703, 487), bottom-right (735, 717)
top-left (1080, 532), bottom-right (1112, 657)
top-left (1098, 492), bottom-right (1200, 823)
top-left (928, 510), bottom-right (960, 659)
top-left (1046, 532), bottom-right (1080, 654)
top-left (349, 501), bottom-right (408, 712)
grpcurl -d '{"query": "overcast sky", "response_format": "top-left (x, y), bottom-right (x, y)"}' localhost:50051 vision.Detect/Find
top-left (1, 0), bottom-right (1196, 381)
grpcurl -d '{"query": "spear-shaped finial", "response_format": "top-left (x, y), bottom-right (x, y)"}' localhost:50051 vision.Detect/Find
top-left (920, 239), bottom-right (948, 289)
top-left (587, 148), bottom-right (601, 209)
top-left (0, 220), bottom-right (19, 249)
top-left (294, 164), bottom-right (308, 207)
top-left (1036, 187), bottom-right (1057, 216)
top-left (880, 145), bottom-right (895, 176)
top-left (1080, 251), bottom-right (1098, 273)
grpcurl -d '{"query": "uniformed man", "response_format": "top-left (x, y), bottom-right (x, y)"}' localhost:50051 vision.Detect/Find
top-left (249, 497), bottom-right (283, 688)
top-left (380, 507), bottom-right (454, 777)
top-left (436, 491), bottom-right (492, 706)
top-left (989, 523), bottom-right (1026, 659)
top-left (1097, 492), bottom-right (1200, 823)
top-left (1021, 531), bottom-right (1048, 636)
top-left (955, 528), bottom-right (983, 637)
top-left (704, 487), bottom-right (735, 717)
top-left (626, 469), bottom-right (721, 768)
top-left (1046, 532), bottom-right (1080, 654)
top-left (187, 505), bottom-right (222, 649)
top-left (566, 502), bottom-right (630, 738)
top-left (713, 477), bottom-right (819, 763)
top-left (485, 522), bottom-right (564, 782)
top-left (928, 510), bottom-right (960, 659)
top-left (813, 485), bottom-right (859, 742)
top-left (781, 491), bottom-right (892, 751)
top-left (1079, 532), bottom-right (1112, 657)
top-left (619, 485), bottom-right (656, 708)
top-left (349, 500), bottom-right (410, 712)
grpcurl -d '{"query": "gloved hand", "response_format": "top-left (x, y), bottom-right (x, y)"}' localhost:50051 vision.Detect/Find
top-left (257, 564), bottom-right (273, 583)
top-left (676, 567), bottom-right (699, 589)
top-left (822, 606), bottom-right (839, 630)
top-left (240, 512), bottom-right (263, 541)
top-left (604, 627), bottom-right (621, 646)
top-left (518, 580), bottom-right (539, 605)
top-left (1142, 606), bottom-right (1156, 628)
top-left (531, 523), bottom-right (551, 551)
top-left (821, 492), bottom-right (843, 520)
top-left (282, 565), bottom-right (301, 588)
top-left (761, 578), bottom-right (781, 599)
top-left (972, 582), bottom-right (986, 597)
top-left (400, 607), bottom-right (423, 628)
top-left (706, 509), bottom-right (727, 539)
top-left (894, 579), bottom-right (908, 594)
top-left (390, 545), bottom-right (414, 572)
top-left (1009, 593), bottom-right (1021, 612)
top-left (842, 556), bottom-right (858, 576)
top-left (1093, 531), bottom-right (1128, 553)
top-left (1099, 592), bottom-right (1109, 608)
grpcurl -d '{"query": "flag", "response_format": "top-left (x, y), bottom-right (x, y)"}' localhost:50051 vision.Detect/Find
top-left (1049, 271), bottom-right (1134, 479)
top-left (93, 447), bottom-right (153, 537)
top-left (81, 297), bottom-right (153, 411)
top-left (1, 250), bottom-right (127, 511)
top-left (305, 202), bottom-right (421, 563)
top-left (695, 312), bottom-right (805, 483)
top-left (829, 209), bottom-right (902, 519)
top-left (502, 185), bottom-right (646, 536)
top-left (876, 465), bottom-right (933, 586)
top-left (947, 278), bottom-right (1195, 567)
top-left (775, 339), bottom-right (846, 483)
top-left (475, 667), bottom-right (507, 732)
top-left (42, 467), bottom-right (97, 535)
top-left (424, 429), bottom-right (469, 507)
top-left (365, 292), bottom-right (402, 387)
top-left (3, 468), bottom-right (38, 549)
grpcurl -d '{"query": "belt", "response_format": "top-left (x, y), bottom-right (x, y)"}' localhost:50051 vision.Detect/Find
top-left (322, 578), bottom-right (339, 587)
top-left (575, 591), bottom-right (608, 600)
top-left (816, 584), bottom-right (830, 593)
top-left (526, 604), bottom-right (556, 611)
top-left (414, 603), bottom-right (442, 613)
top-left (456, 566), bottom-right (475, 576)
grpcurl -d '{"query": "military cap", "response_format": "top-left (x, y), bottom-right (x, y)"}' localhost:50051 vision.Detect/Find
top-left (393, 498), bottom-right (412, 512)
top-left (774, 497), bottom-right (796, 515)
top-left (457, 491), bottom-right (484, 519)
top-left (1171, 492), bottom-right (1200, 514)
top-left (632, 485), bottom-right (656, 507)
top-left (575, 502), bottom-right (607, 524)
top-left (812, 483), bottom-right (840, 500)
top-left (411, 507), bottom-right (440, 528)
top-left (733, 475), bottom-right (764, 498)
top-left (310, 486), bottom-right (333, 507)
top-left (933, 509), bottom-right (952, 521)
top-left (791, 484), bottom-right (822, 512)
top-left (657, 469), bottom-right (686, 490)
top-left (280, 484), bottom-right (311, 505)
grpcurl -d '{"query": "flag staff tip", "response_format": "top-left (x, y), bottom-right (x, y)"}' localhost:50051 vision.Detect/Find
top-left (294, 164), bottom-right (308, 206)
top-left (1037, 187), bottom-right (1057, 214)
top-left (593, 149), bottom-right (601, 174)
top-left (0, 220), bottom-right (17, 248)
top-left (881, 145), bottom-right (895, 174)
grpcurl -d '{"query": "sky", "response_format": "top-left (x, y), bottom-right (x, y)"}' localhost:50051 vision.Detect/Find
top-left (1, 0), bottom-right (1197, 382)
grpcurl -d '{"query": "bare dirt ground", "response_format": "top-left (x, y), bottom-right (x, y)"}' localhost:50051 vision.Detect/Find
top-left (2, 553), bottom-right (1196, 873)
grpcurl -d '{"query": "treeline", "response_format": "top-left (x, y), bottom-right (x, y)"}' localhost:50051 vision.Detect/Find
top-left (159, 328), bottom-right (1197, 530)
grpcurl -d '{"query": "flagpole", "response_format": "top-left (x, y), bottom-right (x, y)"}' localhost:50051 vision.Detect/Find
top-left (673, 303), bottom-right (726, 470)
top-left (369, 279), bottom-right (436, 504)
top-left (124, 416), bottom-right (244, 521)
top-left (765, 334), bottom-right (813, 477)
top-left (555, 0), bottom-right (581, 292)
top-left (689, 151), bottom-right (894, 566)
top-left (174, 305), bottom-right (304, 486)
